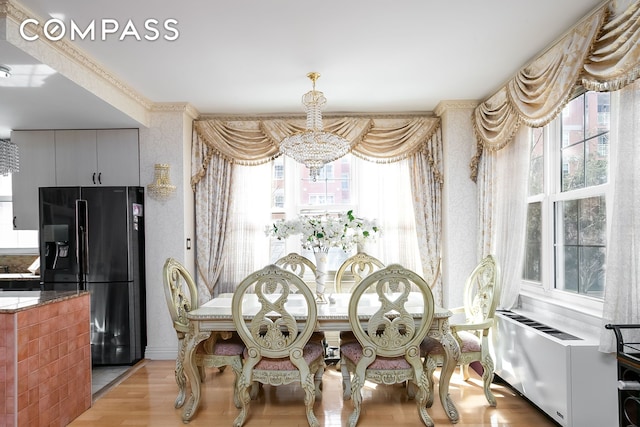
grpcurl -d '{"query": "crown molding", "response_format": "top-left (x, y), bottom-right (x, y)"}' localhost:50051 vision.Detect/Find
top-left (434, 100), bottom-right (479, 117)
top-left (1, 0), bottom-right (153, 118)
top-left (152, 102), bottom-right (200, 119)
top-left (197, 111), bottom-right (436, 121)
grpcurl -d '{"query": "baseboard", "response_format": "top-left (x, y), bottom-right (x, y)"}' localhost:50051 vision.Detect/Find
top-left (144, 346), bottom-right (178, 360)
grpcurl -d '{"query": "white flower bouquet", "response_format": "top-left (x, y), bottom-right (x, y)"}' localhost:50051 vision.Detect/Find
top-left (265, 210), bottom-right (381, 253)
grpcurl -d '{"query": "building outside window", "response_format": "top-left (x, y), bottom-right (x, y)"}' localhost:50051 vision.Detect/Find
top-left (523, 90), bottom-right (610, 300)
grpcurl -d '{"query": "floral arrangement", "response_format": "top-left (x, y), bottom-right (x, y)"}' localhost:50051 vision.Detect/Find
top-left (265, 210), bottom-right (381, 253)
top-left (344, 210), bottom-right (381, 245)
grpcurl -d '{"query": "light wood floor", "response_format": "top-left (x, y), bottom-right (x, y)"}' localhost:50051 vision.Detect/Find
top-left (69, 359), bottom-right (558, 427)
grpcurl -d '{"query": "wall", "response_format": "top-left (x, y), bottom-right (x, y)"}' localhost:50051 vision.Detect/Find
top-left (139, 106), bottom-right (196, 360)
top-left (436, 101), bottom-right (479, 308)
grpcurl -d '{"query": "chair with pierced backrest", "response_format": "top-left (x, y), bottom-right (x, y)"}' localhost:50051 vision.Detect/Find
top-left (275, 252), bottom-right (317, 283)
top-left (341, 264), bottom-right (436, 427)
top-left (334, 252), bottom-right (385, 293)
top-left (232, 264), bottom-right (325, 427)
top-left (275, 252), bottom-right (326, 376)
top-left (334, 252), bottom-right (386, 394)
top-left (421, 254), bottom-right (501, 407)
top-left (163, 258), bottom-right (245, 409)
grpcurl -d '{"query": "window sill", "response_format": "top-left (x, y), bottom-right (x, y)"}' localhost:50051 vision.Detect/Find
top-left (517, 285), bottom-right (604, 340)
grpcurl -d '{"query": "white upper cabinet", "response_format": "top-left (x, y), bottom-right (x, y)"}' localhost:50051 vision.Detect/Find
top-left (11, 128), bottom-right (140, 230)
top-left (96, 129), bottom-right (140, 186)
top-left (11, 130), bottom-right (57, 230)
top-left (54, 130), bottom-right (98, 186)
top-left (55, 129), bottom-right (140, 186)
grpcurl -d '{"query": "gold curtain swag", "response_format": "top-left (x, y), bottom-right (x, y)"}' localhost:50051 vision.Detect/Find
top-left (471, 0), bottom-right (640, 181)
top-left (192, 116), bottom-right (440, 188)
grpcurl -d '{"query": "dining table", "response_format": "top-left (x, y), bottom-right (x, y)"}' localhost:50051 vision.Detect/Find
top-left (180, 291), bottom-right (462, 423)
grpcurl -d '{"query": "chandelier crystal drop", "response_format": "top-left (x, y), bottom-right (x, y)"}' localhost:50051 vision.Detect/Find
top-left (0, 139), bottom-right (19, 176)
top-left (279, 72), bottom-right (352, 181)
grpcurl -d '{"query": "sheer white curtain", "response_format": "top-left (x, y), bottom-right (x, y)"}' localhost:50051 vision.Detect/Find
top-left (216, 163), bottom-right (272, 294)
top-left (600, 79), bottom-right (640, 352)
top-left (477, 126), bottom-right (530, 309)
top-left (355, 157), bottom-right (423, 275)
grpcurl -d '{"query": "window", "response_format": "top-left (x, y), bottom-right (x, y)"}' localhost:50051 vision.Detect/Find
top-left (274, 163), bottom-right (284, 180)
top-left (523, 91), bottom-right (610, 300)
top-left (0, 175), bottom-right (38, 252)
top-left (267, 154), bottom-right (423, 276)
top-left (268, 155), bottom-right (355, 270)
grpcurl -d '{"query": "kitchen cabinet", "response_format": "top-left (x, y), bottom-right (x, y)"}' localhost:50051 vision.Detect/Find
top-left (55, 129), bottom-right (140, 186)
top-left (10, 130), bottom-right (56, 230)
top-left (11, 128), bottom-right (140, 230)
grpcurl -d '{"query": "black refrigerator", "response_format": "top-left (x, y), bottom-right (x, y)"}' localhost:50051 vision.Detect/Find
top-left (39, 186), bottom-right (146, 366)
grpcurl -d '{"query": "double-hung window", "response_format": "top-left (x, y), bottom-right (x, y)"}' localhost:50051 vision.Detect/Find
top-left (523, 90), bottom-right (611, 305)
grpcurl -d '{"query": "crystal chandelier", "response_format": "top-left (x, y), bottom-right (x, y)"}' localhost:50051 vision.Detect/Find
top-left (0, 139), bottom-right (19, 176)
top-left (279, 72), bottom-right (352, 181)
top-left (147, 163), bottom-right (176, 200)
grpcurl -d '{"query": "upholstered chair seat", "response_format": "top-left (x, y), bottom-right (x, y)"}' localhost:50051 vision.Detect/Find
top-left (243, 342), bottom-right (324, 371)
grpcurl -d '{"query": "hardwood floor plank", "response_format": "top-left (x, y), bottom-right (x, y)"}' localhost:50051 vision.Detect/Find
top-left (69, 360), bottom-right (557, 426)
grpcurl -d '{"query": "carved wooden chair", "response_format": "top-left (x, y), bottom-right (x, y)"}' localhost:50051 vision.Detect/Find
top-left (275, 252), bottom-right (317, 283)
top-left (334, 252), bottom-right (386, 391)
top-left (163, 258), bottom-right (245, 409)
top-left (232, 264), bottom-right (325, 427)
top-left (275, 252), bottom-right (326, 368)
top-left (341, 264), bottom-right (436, 427)
top-left (421, 254), bottom-right (501, 407)
top-left (334, 252), bottom-right (385, 293)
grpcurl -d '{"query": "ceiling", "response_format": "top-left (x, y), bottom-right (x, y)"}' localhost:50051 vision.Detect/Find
top-left (0, 0), bottom-right (606, 139)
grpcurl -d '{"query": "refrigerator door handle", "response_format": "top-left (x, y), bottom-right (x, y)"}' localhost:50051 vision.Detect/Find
top-left (75, 199), bottom-right (89, 285)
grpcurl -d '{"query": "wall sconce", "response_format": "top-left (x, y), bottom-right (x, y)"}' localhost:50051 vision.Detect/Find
top-left (147, 163), bottom-right (176, 200)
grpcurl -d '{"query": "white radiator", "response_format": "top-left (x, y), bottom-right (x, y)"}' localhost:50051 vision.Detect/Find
top-left (492, 311), bottom-right (618, 427)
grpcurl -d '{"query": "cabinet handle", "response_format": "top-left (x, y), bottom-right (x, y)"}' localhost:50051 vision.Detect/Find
top-left (13, 216), bottom-right (16, 229)
top-left (98, 172), bottom-right (102, 184)
top-left (92, 172), bottom-right (96, 184)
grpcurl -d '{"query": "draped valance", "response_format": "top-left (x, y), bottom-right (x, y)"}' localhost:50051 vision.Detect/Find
top-left (471, 0), bottom-right (640, 181)
top-left (192, 115), bottom-right (440, 188)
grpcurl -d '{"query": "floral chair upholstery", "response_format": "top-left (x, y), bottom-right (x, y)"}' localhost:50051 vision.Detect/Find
top-left (162, 258), bottom-right (245, 409)
top-left (232, 264), bottom-right (325, 427)
top-left (341, 264), bottom-right (436, 427)
top-left (421, 254), bottom-right (501, 407)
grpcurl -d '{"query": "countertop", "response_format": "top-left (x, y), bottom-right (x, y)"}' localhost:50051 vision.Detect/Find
top-left (0, 290), bottom-right (88, 312)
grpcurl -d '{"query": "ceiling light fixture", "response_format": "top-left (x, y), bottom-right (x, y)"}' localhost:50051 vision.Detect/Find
top-left (0, 65), bottom-right (11, 78)
top-left (279, 72), bottom-right (352, 181)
